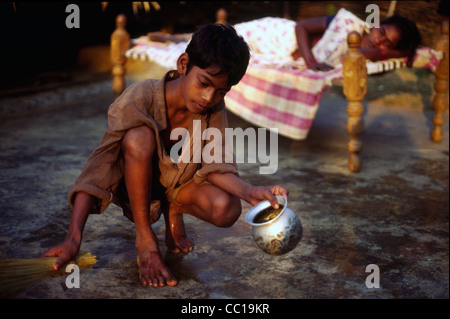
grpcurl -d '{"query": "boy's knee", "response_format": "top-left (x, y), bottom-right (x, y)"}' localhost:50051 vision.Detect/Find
top-left (213, 193), bottom-right (241, 228)
top-left (122, 125), bottom-right (156, 159)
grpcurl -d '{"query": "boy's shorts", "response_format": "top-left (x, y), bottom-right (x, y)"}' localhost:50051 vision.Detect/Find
top-left (165, 178), bottom-right (195, 206)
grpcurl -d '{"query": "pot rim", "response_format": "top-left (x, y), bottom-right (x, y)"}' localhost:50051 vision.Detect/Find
top-left (245, 195), bottom-right (287, 226)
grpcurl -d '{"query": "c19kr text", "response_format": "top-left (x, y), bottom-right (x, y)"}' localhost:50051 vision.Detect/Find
top-left (181, 302), bottom-right (269, 316)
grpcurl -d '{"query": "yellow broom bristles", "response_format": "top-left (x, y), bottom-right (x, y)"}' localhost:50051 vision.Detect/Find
top-left (0, 252), bottom-right (96, 297)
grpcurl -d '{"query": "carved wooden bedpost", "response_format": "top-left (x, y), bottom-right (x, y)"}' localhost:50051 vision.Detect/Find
top-left (432, 19), bottom-right (449, 142)
top-left (215, 8), bottom-right (228, 25)
top-left (343, 32), bottom-right (367, 173)
top-left (111, 14), bottom-right (130, 97)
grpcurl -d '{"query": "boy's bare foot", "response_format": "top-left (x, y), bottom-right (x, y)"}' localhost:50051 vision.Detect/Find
top-left (164, 203), bottom-right (194, 254)
top-left (137, 249), bottom-right (178, 287)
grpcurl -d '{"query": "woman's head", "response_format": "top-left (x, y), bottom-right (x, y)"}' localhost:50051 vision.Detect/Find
top-left (184, 23), bottom-right (250, 87)
top-left (382, 15), bottom-right (421, 57)
top-left (363, 15), bottom-right (421, 65)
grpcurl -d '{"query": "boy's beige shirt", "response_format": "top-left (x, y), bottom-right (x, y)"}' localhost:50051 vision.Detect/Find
top-left (68, 71), bottom-right (238, 215)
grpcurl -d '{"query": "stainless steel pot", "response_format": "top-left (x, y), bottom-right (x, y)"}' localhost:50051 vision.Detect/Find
top-left (245, 195), bottom-right (303, 255)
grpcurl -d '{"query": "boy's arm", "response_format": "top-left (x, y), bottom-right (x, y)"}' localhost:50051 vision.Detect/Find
top-left (43, 192), bottom-right (94, 270)
top-left (207, 172), bottom-right (288, 209)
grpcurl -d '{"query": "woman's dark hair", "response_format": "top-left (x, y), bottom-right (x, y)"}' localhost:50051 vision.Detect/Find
top-left (185, 23), bottom-right (250, 86)
top-left (381, 15), bottom-right (422, 66)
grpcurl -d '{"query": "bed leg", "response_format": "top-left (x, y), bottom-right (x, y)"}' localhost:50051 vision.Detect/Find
top-left (215, 8), bottom-right (228, 24)
top-left (343, 32), bottom-right (367, 173)
top-left (111, 14), bottom-right (130, 97)
top-left (432, 19), bottom-right (449, 143)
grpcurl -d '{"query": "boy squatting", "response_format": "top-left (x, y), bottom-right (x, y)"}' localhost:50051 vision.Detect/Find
top-left (44, 24), bottom-right (289, 287)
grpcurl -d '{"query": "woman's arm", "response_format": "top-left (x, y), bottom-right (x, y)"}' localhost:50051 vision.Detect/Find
top-left (147, 31), bottom-right (189, 43)
top-left (294, 16), bottom-right (334, 71)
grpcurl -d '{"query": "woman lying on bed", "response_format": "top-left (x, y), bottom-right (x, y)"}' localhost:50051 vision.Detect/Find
top-left (293, 11), bottom-right (422, 71)
top-left (148, 8), bottom-right (421, 72)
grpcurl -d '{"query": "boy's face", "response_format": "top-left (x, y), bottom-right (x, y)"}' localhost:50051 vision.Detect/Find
top-left (179, 55), bottom-right (231, 114)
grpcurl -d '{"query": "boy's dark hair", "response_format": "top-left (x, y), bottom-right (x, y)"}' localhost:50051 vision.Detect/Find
top-left (381, 15), bottom-right (422, 66)
top-left (185, 23), bottom-right (250, 86)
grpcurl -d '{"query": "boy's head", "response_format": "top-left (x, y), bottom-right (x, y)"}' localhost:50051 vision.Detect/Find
top-left (184, 23), bottom-right (250, 87)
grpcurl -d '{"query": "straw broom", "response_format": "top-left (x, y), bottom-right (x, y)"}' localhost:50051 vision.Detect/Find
top-left (0, 252), bottom-right (96, 297)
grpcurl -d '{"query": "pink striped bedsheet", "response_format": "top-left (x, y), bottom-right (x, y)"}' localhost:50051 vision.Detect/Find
top-left (224, 64), bottom-right (344, 140)
top-left (125, 39), bottom-right (443, 140)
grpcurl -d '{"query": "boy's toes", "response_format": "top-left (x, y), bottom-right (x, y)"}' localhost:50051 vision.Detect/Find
top-left (163, 272), bottom-right (178, 287)
top-left (167, 242), bottom-right (181, 254)
top-left (176, 237), bottom-right (194, 253)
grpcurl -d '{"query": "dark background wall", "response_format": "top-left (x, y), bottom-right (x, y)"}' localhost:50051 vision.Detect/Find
top-left (0, 1), bottom-right (291, 89)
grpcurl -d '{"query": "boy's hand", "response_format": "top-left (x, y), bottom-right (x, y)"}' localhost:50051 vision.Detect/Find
top-left (247, 185), bottom-right (289, 209)
top-left (206, 173), bottom-right (289, 209)
top-left (42, 238), bottom-right (80, 271)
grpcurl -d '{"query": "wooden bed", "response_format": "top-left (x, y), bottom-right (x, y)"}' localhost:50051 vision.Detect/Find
top-left (110, 12), bottom-right (449, 173)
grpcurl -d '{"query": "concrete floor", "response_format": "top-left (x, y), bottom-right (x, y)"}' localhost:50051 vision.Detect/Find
top-left (0, 64), bottom-right (448, 300)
